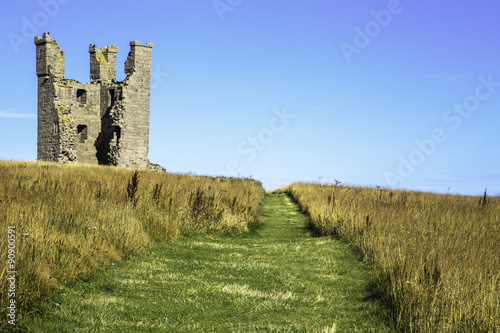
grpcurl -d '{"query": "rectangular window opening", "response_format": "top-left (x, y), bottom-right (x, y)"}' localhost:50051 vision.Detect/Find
top-left (77, 89), bottom-right (87, 107)
top-left (77, 125), bottom-right (88, 143)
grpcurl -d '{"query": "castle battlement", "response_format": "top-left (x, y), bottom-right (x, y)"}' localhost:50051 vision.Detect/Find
top-left (34, 33), bottom-right (153, 168)
top-left (89, 44), bottom-right (118, 53)
top-left (34, 32), bottom-right (55, 45)
top-left (130, 40), bottom-right (154, 48)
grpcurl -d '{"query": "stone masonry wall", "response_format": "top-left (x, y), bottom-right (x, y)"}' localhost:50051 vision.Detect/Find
top-left (34, 33), bottom-right (153, 168)
top-left (35, 33), bottom-right (64, 161)
top-left (119, 41), bottom-right (153, 168)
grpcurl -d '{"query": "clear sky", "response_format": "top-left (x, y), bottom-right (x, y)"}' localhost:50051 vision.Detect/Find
top-left (1, 0), bottom-right (499, 195)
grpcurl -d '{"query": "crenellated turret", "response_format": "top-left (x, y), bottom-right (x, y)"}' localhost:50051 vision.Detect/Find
top-left (34, 33), bottom-right (153, 168)
top-left (89, 44), bottom-right (118, 83)
top-left (34, 32), bottom-right (65, 77)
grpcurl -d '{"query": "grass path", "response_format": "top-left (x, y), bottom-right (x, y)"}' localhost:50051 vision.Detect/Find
top-left (21, 194), bottom-right (396, 332)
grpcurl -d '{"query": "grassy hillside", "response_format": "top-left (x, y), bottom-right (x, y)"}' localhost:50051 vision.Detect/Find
top-left (20, 194), bottom-right (396, 332)
top-left (0, 161), bottom-right (264, 329)
top-left (277, 183), bottom-right (500, 333)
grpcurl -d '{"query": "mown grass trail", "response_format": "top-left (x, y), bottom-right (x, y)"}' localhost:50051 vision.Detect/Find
top-left (21, 194), bottom-right (396, 332)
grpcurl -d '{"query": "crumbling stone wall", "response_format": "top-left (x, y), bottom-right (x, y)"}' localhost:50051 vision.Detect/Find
top-left (34, 33), bottom-right (153, 168)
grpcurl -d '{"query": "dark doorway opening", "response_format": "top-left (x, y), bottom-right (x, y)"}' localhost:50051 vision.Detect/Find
top-left (109, 89), bottom-right (115, 106)
top-left (95, 111), bottom-right (120, 165)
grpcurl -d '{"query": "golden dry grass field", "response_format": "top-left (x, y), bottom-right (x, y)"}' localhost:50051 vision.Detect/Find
top-left (2, 160), bottom-right (499, 332)
top-left (0, 160), bottom-right (264, 329)
top-left (277, 182), bottom-right (500, 332)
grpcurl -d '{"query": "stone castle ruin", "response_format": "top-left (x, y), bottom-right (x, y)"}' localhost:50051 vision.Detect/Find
top-left (34, 32), bottom-right (153, 168)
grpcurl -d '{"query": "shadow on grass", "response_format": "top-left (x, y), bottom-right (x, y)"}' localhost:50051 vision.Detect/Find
top-left (279, 192), bottom-right (325, 238)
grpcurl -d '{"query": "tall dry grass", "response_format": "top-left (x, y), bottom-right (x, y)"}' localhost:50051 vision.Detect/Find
top-left (0, 160), bottom-right (264, 327)
top-left (278, 182), bottom-right (499, 332)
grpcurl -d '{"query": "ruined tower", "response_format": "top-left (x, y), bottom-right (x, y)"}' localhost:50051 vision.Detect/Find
top-left (34, 32), bottom-right (153, 168)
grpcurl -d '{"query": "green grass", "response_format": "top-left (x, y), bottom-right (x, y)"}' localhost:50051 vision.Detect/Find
top-left (0, 161), bottom-right (264, 331)
top-left (19, 194), bottom-right (396, 332)
top-left (278, 182), bottom-right (500, 332)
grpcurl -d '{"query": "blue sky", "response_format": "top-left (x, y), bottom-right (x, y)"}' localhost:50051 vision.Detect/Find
top-left (1, 0), bottom-right (499, 195)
